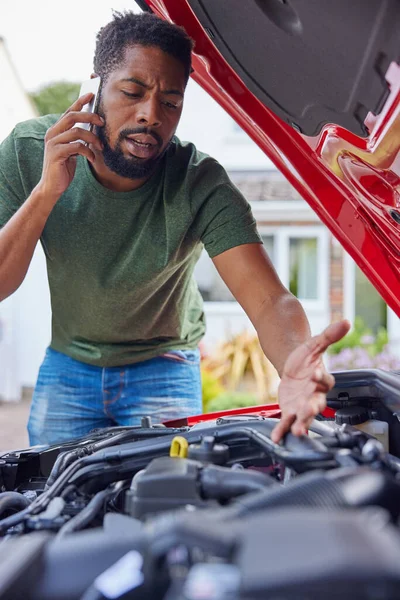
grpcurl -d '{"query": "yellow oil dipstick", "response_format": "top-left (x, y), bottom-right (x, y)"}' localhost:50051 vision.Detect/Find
top-left (170, 436), bottom-right (189, 458)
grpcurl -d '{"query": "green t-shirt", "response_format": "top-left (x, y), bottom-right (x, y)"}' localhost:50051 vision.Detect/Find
top-left (0, 115), bottom-right (262, 366)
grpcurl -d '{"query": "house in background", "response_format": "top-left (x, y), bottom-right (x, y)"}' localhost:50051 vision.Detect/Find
top-left (0, 37), bottom-right (51, 401)
top-left (0, 38), bottom-right (37, 140)
top-left (0, 45), bottom-right (398, 402)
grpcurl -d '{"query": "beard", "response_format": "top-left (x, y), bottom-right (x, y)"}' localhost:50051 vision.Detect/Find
top-left (96, 108), bottom-right (169, 180)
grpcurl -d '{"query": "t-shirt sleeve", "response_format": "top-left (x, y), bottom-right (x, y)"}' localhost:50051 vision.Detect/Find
top-left (0, 130), bottom-right (26, 228)
top-left (189, 156), bottom-right (262, 258)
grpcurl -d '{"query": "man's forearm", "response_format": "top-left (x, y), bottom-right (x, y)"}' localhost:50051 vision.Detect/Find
top-left (253, 292), bottom-right (311, 376)
top-left (0, 186), bottom-right (55, 301)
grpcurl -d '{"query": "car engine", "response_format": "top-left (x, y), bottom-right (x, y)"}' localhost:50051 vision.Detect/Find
top-left (1, 369), bottom-right (400, 600)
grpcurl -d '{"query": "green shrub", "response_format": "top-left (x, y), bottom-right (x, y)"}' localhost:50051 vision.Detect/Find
top-left (31, 82), bottom-right (81, 116)
top-left (328, 317), bottom-right (388, 357)
top-left (201, 368), bottom-right (226, 412)
top-left (206, 392), bottom-right (258, 413)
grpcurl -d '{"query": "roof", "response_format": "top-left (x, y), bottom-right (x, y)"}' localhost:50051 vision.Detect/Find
top-left (229, 171), bottom-right (303, 202)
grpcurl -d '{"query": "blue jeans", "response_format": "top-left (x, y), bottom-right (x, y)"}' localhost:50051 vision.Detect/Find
top-left (27, 347), bottom-right (202, 446)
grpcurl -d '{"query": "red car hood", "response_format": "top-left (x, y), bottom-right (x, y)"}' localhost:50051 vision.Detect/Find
top-left (144, 0), bottom-right (400, 317)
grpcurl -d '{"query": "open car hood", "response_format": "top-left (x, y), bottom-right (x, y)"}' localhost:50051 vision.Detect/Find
top-left (143, 0), bottom-right (400, 317)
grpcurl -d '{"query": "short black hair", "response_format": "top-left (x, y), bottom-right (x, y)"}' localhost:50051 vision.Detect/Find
top-left (93, 11), bottom-right (194, 85)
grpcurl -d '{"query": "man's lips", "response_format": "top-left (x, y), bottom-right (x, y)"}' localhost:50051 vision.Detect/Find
top-left (124, 137), bottom-right (159, 159)
top-left (126, 133), bottom-right (159, 146)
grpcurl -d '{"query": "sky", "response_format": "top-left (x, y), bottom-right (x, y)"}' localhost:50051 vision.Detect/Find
top-left (0, 0), bottom-right (140, 91)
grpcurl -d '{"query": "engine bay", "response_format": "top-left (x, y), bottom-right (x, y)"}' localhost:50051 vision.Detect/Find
top-left (1, 369), bottom-right (400, 600)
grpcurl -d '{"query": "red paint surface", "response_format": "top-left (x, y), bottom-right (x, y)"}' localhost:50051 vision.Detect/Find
top-left (163, 404), bottom-right (335, 427)
top-left (147, 0), bottom-right (400, 317)
top-left (164, 403), bottom-right (281, 427)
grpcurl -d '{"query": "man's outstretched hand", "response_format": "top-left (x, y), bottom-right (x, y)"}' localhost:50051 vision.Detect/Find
top-left (271, 320), bottom-right (351, 444)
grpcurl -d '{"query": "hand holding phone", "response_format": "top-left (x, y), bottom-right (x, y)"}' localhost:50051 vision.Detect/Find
top-left (37, 83), bottom-right (104, 204)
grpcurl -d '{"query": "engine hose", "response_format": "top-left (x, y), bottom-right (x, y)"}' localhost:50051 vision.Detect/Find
top-left (233, 468), bottom-right (400, 519)
top-left (46, 429), bottom-right (182, 491)
top-left (201, 465), bottom-right (277, 500)
top-left (232, 471), bottom-right (349, 518)
top-left (0, 458), bottom-right (86, 535)
top-left (80, 585), bottom-right (105, 600)
top-left (56, 488), bottom-right (112, 539)
top-left (0, 506), bottom-right (31, 535)
top-left (46, 435), bottom-right (124, 490)
top-left (45, 433), bottom-right (133, 491)
top-left (309, 419), bottom-right (338, 436)
top-left (45, 450), bottom-right (82, 490)
top-left (0, 492), bottom-right (32, 518)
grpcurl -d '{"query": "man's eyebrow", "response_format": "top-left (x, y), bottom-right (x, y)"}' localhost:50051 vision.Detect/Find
top-left (120, 77), bottom-right (183, 98)
top-left (120, 77), bottom-right (148, 88)
top-left (163, 89), bottom-right (184, 98)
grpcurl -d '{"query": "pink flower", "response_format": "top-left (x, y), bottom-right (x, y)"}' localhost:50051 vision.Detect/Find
top-left (360, 335), bottom-right (375, 345)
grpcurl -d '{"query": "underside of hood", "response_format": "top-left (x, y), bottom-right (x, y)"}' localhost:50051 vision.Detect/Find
top-left (141, 0), bottom-right (400, 318)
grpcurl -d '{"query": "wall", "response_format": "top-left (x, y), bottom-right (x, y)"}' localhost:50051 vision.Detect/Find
top-left (0, 39), bottom-right (37, 140)
top-left (0, 39), bottom-right (50, 401)
top-left (177, 80), bottom-right (274, 170)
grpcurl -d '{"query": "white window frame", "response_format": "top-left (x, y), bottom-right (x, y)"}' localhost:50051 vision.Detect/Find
top-left (201, 225), bottom-right (329, 316)
top-left (343, 251), bottom-right (355, 323)
top-left (258, 225), bottom-right (329, 313)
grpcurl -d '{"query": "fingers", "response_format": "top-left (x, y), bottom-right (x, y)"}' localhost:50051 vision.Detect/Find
top-left (46, 130), bottom-right (102, 165)
top-left (58, 141), bottom-right (97, 164)
top-left (64, 93), bottom-right (96, 114)
top-left (282, 321), bottom-right (351, 379)
top-left (44, 128), bottom-right (103, 166)
top-left (306, 320), bottom-right (351, 356)
top-left (52, 127), bottom-right (103, 152)
top-left (273, 321), bottom-right (351, 445)
top-left (272, 392), bottom-right (327, 443)
top-left (295, 392), bottom-right (326, 430)
top-left (50, 110), bottom-right (104, 139)
top-left (271, 413), bottom-right (296, 443)
top-left (312, 366), bottom-right (335, 392)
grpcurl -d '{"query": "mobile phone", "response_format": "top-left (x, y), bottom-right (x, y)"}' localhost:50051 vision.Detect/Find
top-left (74, 77), bottom-right (101, 140)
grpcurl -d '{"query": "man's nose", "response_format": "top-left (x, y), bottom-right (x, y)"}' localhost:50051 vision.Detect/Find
top-left (136, 96), bottom-right (162, 128)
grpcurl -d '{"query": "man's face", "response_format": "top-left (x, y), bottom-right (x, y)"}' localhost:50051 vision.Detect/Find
top-left (97, 45), bottom-right (186, 180)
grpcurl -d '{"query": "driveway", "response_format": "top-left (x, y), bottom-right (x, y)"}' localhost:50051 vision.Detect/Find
top-left (0, 398), bottom-right (30, 452)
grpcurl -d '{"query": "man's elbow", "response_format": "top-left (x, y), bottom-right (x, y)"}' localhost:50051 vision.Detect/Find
top-left (0, 278), bottom-right (23, 303)
top-left (253, 290), bottom-right (299, 325)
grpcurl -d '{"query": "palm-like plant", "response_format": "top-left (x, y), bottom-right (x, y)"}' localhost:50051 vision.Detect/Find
top-left (202, 331), bottom-right (279, 402)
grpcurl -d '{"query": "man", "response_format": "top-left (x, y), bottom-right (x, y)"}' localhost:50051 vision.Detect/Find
top-left (0, 12), bottom-right (349, 446)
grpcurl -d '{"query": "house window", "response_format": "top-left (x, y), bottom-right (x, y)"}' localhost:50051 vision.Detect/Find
top-left (194, 236), bottom-right (275, 302)
top-left (264, 227), bottom-right (328, 311)
top-left (289, 237), bottom-right (318, 300)
top-left (355, 266), bottom-right (387, 332)
top-left (261, 235), bottom-right (275, 266)
top-left (194, 227), bottom-right (328, 311)
top-left (194, 250), bottom-right (235, 302)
